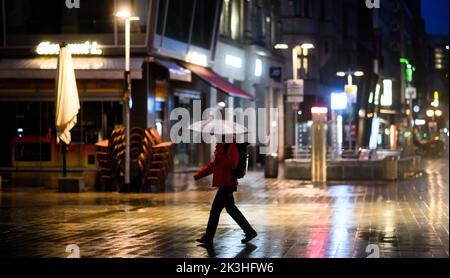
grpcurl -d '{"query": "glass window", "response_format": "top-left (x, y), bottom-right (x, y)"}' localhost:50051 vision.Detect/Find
top-left (165, 0), bottom-right (195, 43)
top-left (5, 0), bottom-right (63, 34)
top-left (78, 0), bottom-right (114, 34)
top-left (156, 0), bottom-right (168, 35)
top-left (192, 0), bottom-right (218, 49)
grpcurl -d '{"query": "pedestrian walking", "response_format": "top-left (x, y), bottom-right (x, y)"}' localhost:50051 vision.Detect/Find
top-left (194, 137), bottom-right (257, 246)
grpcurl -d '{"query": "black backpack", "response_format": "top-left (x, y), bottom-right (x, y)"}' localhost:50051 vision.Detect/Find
top-left (224, 143), bottom-right (249, 179)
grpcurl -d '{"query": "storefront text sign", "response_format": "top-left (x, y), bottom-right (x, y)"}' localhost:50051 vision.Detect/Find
top-left (36, 41), bottom-right (103, 56)
top-left (405, 86), bottom-right (417, 100)
top-left (286, 79), bottom-right (304, 103)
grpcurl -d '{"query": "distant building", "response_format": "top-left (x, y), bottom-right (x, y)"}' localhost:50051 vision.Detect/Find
top-left (214, 0), bottom-right (285, 163)
top-left (277, 0), bottom-right (434, 154)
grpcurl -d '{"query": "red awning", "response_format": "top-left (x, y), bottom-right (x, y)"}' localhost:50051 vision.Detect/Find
top-left (179, 61), bottom-right (254, 101)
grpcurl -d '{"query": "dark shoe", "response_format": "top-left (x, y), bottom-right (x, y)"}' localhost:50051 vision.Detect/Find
top-left (241, 230), bottom-right (257, 244)
top-left (196, 236), bottom-right (213, 246)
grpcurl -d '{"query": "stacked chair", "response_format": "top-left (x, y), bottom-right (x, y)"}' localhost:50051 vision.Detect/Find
top-left (95, 139), bottom-right (115, 191)
top-left (95, 125), bottom-right (174, 193)
top-left (142, 127), bottom-right (174, 192)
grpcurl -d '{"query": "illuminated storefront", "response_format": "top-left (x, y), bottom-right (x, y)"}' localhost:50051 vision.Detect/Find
top-left (0, 0), bottom-right (254, 178)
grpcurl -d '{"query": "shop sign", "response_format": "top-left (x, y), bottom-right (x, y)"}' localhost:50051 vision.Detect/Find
top-left (36, 41), bottom-right (103, 56)
top-left (270, 67), bottom-right (282, 81)
top-left (405, 86), bottom-right (417, 100)
top-left (345, 84), bottom-right (358, 103)
top-left (286, 79), bottom-right (304, 103)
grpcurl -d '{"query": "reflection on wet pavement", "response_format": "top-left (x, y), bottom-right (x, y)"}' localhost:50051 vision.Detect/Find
top-left (0, 159), bottom-right (448, 258)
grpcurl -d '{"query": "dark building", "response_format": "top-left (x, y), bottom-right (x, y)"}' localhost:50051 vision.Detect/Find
top-left (0, 1), bottom-right (220, 184)
top-left (277, 0), bottom-right (433, 156)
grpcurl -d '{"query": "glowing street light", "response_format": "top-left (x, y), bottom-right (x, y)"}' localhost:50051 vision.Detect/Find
top-left (336, 70), bottom-right (364, 150)
top-left (274, 43), bottom-right (289, 50)
top-left (115, 10), bottom-right (140, 187)
top-left (426, 109), bottom-right (435, 118)
top-left (300, 43), bottom-right (315, 50)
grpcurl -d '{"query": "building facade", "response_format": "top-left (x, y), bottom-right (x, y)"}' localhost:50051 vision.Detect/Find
top-left (277, 0), bottom-right (435, 156)
top-left (0, 0), bottom-right (284, 187)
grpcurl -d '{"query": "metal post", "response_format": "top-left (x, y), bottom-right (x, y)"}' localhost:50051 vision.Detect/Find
top-left (292, 46), bottom-right (298, 81)
top-left (311, 108), bottom-right (328, 183)
top-left (347, 74), bottom-right (353, 151)
top-left (62, 142), bottom-right (67, 177)
top-left (331, 109), bottom-right (338, 160)
top-left (124, 18), bottom-right (131, 186)
top-left (408, 99), bottom-right (413, 145)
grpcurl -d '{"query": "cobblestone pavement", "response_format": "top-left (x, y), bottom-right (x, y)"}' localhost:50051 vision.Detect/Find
top-left (0, 159), bottom-right (448, 258)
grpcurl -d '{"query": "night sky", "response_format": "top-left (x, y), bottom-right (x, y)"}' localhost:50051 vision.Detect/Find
top-left (421, 0), bottom-right (449, 36)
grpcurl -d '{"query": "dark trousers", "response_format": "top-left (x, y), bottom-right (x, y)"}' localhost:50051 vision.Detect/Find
top-left (205, 186), bottom-right (254, 239)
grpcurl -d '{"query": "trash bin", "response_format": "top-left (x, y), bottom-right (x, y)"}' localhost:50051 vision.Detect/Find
top-left (383, 155), bottom-right (398, 180)
top-left (265, 155), bottom-right (279, 178)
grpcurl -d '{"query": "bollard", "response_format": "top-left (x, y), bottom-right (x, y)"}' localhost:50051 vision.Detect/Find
top-left (265, 154), bottom-right (279, 178)
top-left (383, 155), bottom-right (398, 180)
top-left (311, 107), bottom-right (328, 183)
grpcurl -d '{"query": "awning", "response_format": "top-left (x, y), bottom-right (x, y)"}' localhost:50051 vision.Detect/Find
top-left (0, 57), bottom-right (144, 80)
top-left (179, 61), bottom-right (254, 100)
top-left (152, 58), bottom-right (192, 82)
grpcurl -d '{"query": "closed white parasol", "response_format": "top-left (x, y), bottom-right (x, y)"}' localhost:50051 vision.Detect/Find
top-left (55, 44), bottom-right (80, 176)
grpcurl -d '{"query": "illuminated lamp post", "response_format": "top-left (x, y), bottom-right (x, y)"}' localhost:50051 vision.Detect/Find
top-left (336, 70), bottom-right (364, 151)
top-left (116, 10), bottom-right (140, 188)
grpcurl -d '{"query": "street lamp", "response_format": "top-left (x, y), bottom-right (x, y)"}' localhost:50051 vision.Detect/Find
top-left (336, 70), bottom-right (364, 150)
top-left (426, 109), bottom-right (435, 118)
top-left (275, 42), bottom-right (314, 154)
top-left (291, 43), bottom-right (315, 80)
top-left (116, 10), bottom-right (140, 187)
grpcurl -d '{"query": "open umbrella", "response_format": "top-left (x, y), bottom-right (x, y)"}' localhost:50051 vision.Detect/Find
top-left (188, 119), bottom-right (247, 135)
top-left (55, 44), bottom-right (80, 176)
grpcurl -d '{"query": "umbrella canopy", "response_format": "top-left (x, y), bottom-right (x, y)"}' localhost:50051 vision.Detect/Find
top-left (55, 45), bottom-right (80, 145)
top-left (188, 119), bottom-right (247, 135)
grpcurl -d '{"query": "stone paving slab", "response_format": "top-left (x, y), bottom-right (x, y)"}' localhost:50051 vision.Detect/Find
top-left (0, 159), bottom-right (448, 258)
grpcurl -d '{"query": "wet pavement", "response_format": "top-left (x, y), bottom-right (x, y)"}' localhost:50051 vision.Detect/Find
top-left (0, 159), bottom-right (448, 258)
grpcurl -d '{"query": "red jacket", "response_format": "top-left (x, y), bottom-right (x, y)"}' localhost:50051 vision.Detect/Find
top-left (194, 143), bottom-right (239, 187)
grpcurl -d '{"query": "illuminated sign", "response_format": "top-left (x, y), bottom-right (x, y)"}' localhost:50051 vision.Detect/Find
top-left (345, 84), bottom-right (358, 104)
top-left (415, 119), bottom-right (426, 126)
top-left (311, 107), bottom-right (328, 114)
top-left (187, 51), bottom-right (208, 67)
top-left (36, 41), bottom-right (103, 55)
top-left (381, 79), bottom-right (392, 106)
top-left (331, 92), bottom-right (348, 110)
top-left (254, 58), bottom-right (263, 77)
top-left (369, 116), bottom-right (380, 150)
top-left (225, 54), bottom-right (243, 69)
top-left (431, 91), bottom-right (439, 107)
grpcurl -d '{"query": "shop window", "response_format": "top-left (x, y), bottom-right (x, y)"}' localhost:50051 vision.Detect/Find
top-left (15, 142), bottom-right (51, 162)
